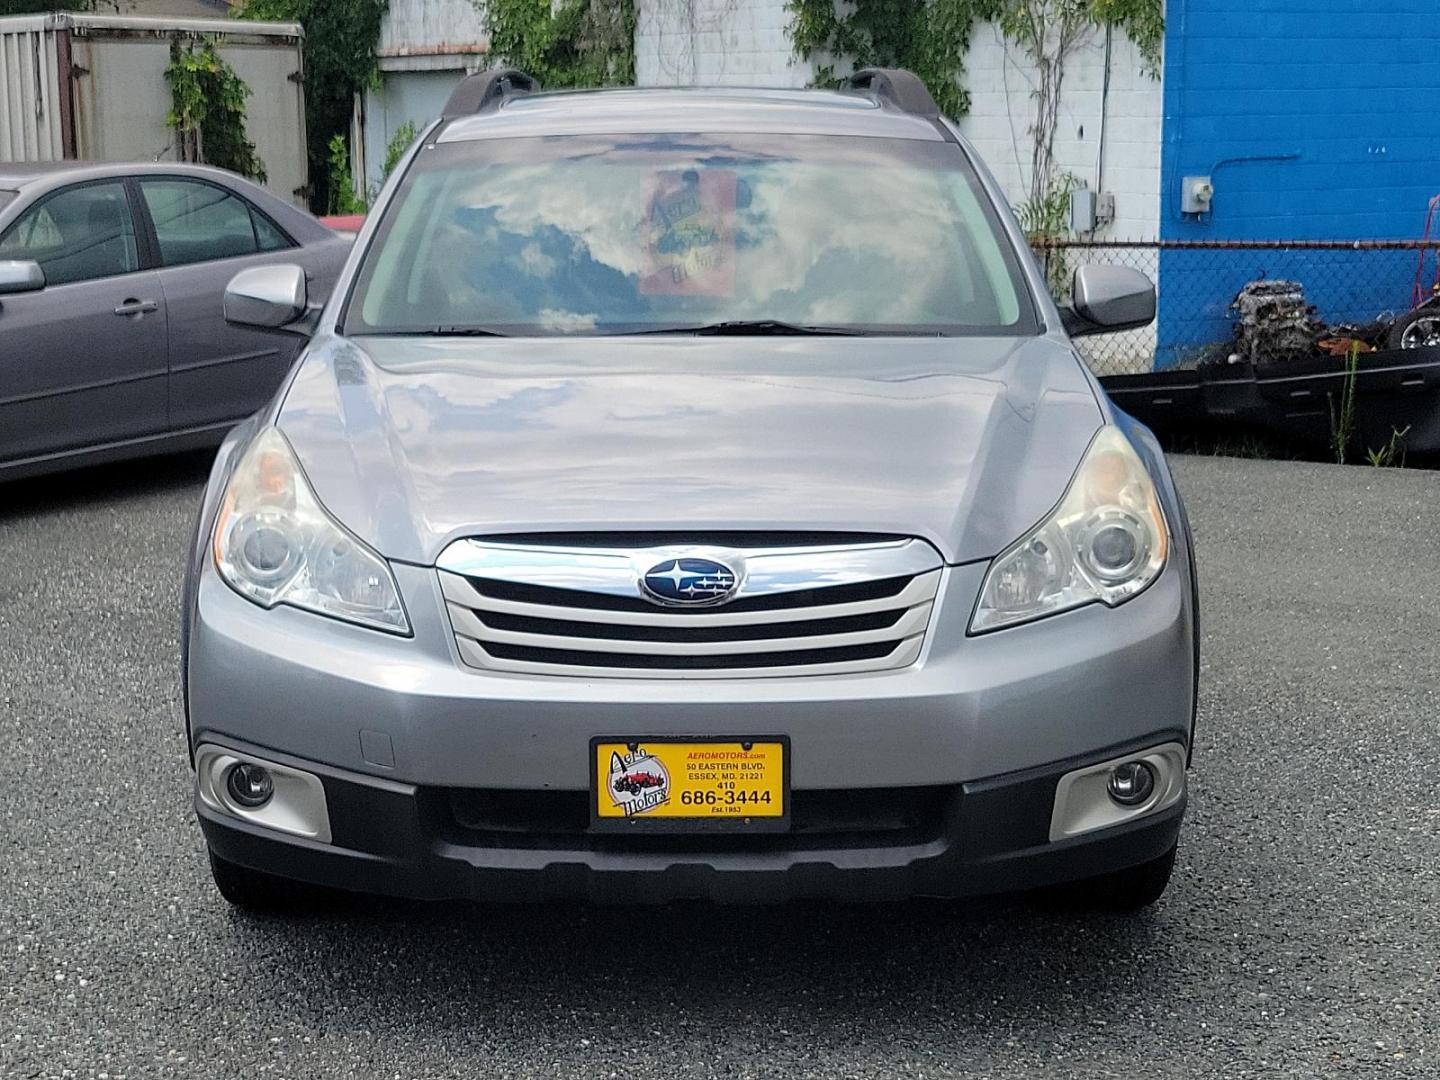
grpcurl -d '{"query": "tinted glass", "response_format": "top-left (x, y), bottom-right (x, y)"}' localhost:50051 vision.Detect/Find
top-left (0, 182), bottom-right (139, 285)
top-left (142, 180), bottom-right (269, 266)
top-left (253, 210), bottom-right (292, 252)
top-left (346, 134), bottom-right (1034, 336)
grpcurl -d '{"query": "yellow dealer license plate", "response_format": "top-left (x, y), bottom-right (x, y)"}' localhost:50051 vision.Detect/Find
top-left (591, 737), bottom-right (789, 831)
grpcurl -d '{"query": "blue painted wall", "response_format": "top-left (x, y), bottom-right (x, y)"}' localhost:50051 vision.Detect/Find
top-left (1156, 0), bottom-right (1440, 365)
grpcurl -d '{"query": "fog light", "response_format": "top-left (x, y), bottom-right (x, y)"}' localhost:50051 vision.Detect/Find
top-left (225, 763), bottom-right (274, 808)
top-left (1107, 761), bottom-right (1155, 806)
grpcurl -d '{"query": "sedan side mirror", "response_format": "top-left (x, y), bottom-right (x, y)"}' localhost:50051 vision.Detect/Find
top-left (0, 259), bottom-right (45, 296)
top-left (224, 264), bottom-right (313, 334)
top-left (1061, 264), bottom-right (1155, 337)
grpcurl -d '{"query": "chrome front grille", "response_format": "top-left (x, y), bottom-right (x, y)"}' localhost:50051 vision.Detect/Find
top-left (435, 538), bottom-right (943, 679)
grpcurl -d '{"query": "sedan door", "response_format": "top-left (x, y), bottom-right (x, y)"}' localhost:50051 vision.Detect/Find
top-left (0, 180), bottom-right (168, 466)
top-left (136, 177), bottom-right (313, 430)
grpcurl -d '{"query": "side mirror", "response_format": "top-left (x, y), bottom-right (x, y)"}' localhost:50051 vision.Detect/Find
top-left (224, 264), bottom-right (311, 333)
top-left (0, 259), bottom-right (45, 295)
top-left (1061, 264), bottom-right (1155, 337)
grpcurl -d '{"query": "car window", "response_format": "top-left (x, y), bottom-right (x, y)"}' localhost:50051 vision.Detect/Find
top-left (0, 181), bottom-right (139, 286)
top-left (252, 211), bottom-right (292, 253)
top-left (140, 179), bottom-right (292, 267)
top-left (346, 134), bottom-right (1035, 337)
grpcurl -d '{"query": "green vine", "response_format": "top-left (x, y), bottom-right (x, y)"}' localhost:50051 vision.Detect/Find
top-left (164, 40), bottom-right (267, 183)
top-left (788, 0), bottom-right (999, 117)
top-left (787, 0), bottom-right (1162, 120)
top-left (382, 121), bottom-right (420, 181)
top-left (325, 133), bottom-right (364, 215)
top-left (238, 0), bottom-right (386, 209)
top-left (324, 121), bottom-right (421, 216)
top-left (1018, 171), bottom-right (1078, 293)
top-left (1090, 0), bottom-right (1163, 72)
top-left (481, 0), bottom-right (635, 89)
top-left (0, 0), bottom-right (90, 12)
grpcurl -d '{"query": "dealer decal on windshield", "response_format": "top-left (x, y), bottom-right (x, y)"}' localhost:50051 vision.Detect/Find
top-left (639, 168), bottom-right (738, 296)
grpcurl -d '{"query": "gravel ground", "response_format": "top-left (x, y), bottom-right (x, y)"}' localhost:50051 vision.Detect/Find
top-left (1, 451), bottom-right (1436, 1079)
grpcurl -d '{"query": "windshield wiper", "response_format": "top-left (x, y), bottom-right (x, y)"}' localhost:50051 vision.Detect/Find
top-left (626, 319), bottom-right (869, 337)
top-left (356, 326), bottom-right (512, 337)
top-left (371, 320), bottom-right (942, 338)
top-left (429, 325), bottom-right (510, 337)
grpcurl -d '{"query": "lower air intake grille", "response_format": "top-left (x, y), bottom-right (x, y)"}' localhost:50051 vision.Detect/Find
top-left (443, 785), bottom-right (954, 851)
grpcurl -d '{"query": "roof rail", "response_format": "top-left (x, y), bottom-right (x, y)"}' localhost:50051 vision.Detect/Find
top-left (442, 67), bottom-right (540, 118)
top-left (842, 68), bottom-right (940, 119)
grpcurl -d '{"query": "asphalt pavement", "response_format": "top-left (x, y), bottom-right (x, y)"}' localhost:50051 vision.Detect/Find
top-left (1, 451), bottom-right (1437, 1079)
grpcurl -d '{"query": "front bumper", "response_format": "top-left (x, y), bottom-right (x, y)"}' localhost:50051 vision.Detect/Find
top-left (187, 555), bottom-right (1195, 901)
top-left (199, 734), bottom-right (1186, 902)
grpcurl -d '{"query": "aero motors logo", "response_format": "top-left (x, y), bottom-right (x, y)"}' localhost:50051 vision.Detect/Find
top-left (607, 746), bottom-right (670, 816)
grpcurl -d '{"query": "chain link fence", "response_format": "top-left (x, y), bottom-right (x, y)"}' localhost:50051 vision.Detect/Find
top-left (1030, 239), bottom-right (1440, 376)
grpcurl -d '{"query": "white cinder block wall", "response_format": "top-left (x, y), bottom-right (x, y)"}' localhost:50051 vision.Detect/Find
top-left (957, 21), bottom-right (1162, 371)
top-left (633, 3), bottom-right (1162, 239)
top-left (958, 21), bottom-right (1161, 239)
top-left (635, 0), bottom-right (813, 88)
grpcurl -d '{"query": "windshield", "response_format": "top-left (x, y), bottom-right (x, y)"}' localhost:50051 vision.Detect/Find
top-left (343, 134), bottom-right (1036, 337)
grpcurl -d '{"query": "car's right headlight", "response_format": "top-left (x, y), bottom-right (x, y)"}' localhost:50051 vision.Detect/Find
top-left (970, 425), bottom-right (1169, 633)
top-left (212, 427), bottom-right (410, 635)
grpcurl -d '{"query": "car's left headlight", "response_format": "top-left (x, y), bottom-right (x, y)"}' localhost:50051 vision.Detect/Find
top-left (212, 427), bottom-right (410, 634)
top-left (970, 425), bottom-right (1169, 633)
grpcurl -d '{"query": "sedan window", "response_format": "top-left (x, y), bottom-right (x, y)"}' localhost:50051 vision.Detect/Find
top-left (251, 210), bottom-right (292, 253)
top-left (140, 179), bottom-right (293, 267)
top-left (0, 181), bottom-right (139, 285)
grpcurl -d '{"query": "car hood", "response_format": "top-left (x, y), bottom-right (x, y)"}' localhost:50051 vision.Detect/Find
top-left (276, 335), bottom-right (1103, 565)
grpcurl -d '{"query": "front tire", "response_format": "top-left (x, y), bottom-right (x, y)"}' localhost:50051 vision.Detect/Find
top-left (208, 849), bottom-right (331, 913)
top-left (1054, 845), bottom-right (1177, 911)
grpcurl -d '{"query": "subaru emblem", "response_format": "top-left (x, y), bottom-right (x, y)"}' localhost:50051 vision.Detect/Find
top-left (640, 558), bottom-right (739, 606)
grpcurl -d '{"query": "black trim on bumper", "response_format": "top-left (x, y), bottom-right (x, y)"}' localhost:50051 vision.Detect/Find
top-left (197, 730), bottom-right (1188, 904)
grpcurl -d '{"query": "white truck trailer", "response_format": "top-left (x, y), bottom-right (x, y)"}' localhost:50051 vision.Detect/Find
top-left (0, 13), bottom-right (308, 206)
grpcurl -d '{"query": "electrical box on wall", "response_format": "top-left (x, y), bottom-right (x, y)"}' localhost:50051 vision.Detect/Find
top-left (1181, 176), bottom-right (1215, 215)
top-left (1068, 189), bottom-right (1115, 233)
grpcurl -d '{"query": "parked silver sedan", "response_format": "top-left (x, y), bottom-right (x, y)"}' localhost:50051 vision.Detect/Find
top-left (0, 162), bottom-right (350, 481)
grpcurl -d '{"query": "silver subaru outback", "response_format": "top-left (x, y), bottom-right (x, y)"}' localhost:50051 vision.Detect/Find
top-left (182, 68), bottom-right (1198, 912)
